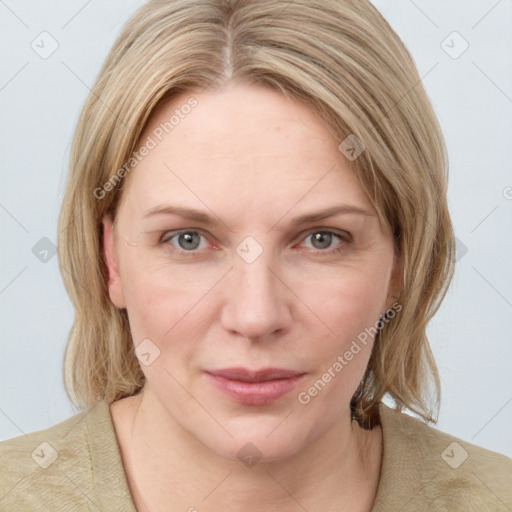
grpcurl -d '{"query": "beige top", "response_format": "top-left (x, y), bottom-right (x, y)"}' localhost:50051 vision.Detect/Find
top-left (1, 401), bottom-right (511, 511)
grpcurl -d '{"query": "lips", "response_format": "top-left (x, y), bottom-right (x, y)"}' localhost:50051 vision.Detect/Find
top-left (205, 367), bottom-right (305, 382)
top-left (205, 367), bottom-right (306, 405)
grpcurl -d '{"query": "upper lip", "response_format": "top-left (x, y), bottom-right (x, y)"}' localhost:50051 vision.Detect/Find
top-left (206, 367), bottom-right (305, 382)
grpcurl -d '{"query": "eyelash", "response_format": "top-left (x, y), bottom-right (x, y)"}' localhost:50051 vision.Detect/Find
top-left (160, 229), bottom-right (352, 256)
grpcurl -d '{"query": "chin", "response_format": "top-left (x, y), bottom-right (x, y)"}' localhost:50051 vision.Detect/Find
top-left (195, 417), bottom-right (310, 465)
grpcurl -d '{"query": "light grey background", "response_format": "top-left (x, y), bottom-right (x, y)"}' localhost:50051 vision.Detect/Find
top-left (1, 0), bottom-right (511, 458)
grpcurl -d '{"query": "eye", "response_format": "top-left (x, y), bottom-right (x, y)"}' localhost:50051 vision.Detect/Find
top-left (300, 230), bottom-right (350, 253)
top-left (161, 229), bottom-right (351, 255)
top-left (162, 230), bottom-right (209, 252)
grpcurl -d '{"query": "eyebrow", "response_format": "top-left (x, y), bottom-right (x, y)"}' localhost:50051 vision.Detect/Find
top-left (142, 203), bottom-right (374, 226)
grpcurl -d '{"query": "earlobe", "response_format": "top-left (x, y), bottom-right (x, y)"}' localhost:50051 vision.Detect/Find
top-left (102, 215), bottom-right (126, 308)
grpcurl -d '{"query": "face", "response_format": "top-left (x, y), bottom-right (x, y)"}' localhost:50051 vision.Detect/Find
top-left (103, 83), bottom-right (400, 462)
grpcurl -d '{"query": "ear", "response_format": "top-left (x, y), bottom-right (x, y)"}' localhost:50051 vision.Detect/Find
top-left (102, 215), bottom-right (126, 308)
top-left (384, 250), bottom-right (402, 312)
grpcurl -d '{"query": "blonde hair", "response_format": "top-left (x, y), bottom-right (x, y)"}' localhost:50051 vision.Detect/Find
top-left (58, 0), bottom-right (455, 427)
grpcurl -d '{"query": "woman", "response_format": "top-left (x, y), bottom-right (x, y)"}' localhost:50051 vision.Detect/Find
top-left (1, 0), bottom-right (511, 510)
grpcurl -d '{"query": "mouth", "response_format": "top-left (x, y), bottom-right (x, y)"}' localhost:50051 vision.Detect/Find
top-left (205, 367), bottom-right (306, 406)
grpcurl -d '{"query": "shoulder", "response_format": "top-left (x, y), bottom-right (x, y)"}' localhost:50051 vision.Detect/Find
top-left (373, 403), bottom-right (512, 511)
top-left (0, 401), bottom-right (134, 512)
top-left (0, 404), bottom-right (93, 510)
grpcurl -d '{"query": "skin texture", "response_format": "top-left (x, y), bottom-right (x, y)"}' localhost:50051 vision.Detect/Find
top-left (104, 82), bottom-right (401, 512)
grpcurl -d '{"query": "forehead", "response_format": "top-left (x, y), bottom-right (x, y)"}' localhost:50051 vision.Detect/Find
top-left (120, 83), bottom-right (374, 222)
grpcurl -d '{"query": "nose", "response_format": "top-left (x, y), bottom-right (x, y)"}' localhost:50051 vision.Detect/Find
top-left (220, 246), bottom-right (292, 342)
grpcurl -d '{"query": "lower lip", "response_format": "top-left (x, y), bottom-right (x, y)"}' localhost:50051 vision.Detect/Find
top-left (206, 373), bottom-right (305, 406)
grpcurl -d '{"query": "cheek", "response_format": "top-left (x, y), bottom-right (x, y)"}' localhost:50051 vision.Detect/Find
top-left (293, 270), bottom-right (384, 413)
top-left (119, 252), bottom-right (222, 347)
top-left (291, 262), bottom-right (388, 342)
top-left (119, 269), bottom-right (205, 392)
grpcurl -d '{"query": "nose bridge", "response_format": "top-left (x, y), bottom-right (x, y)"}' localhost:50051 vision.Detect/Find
top-left (221, 235), bottom-right (290, 340)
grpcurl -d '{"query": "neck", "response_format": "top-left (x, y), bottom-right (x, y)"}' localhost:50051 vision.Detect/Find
top-left (110, 389), bottom-right (382, 512)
